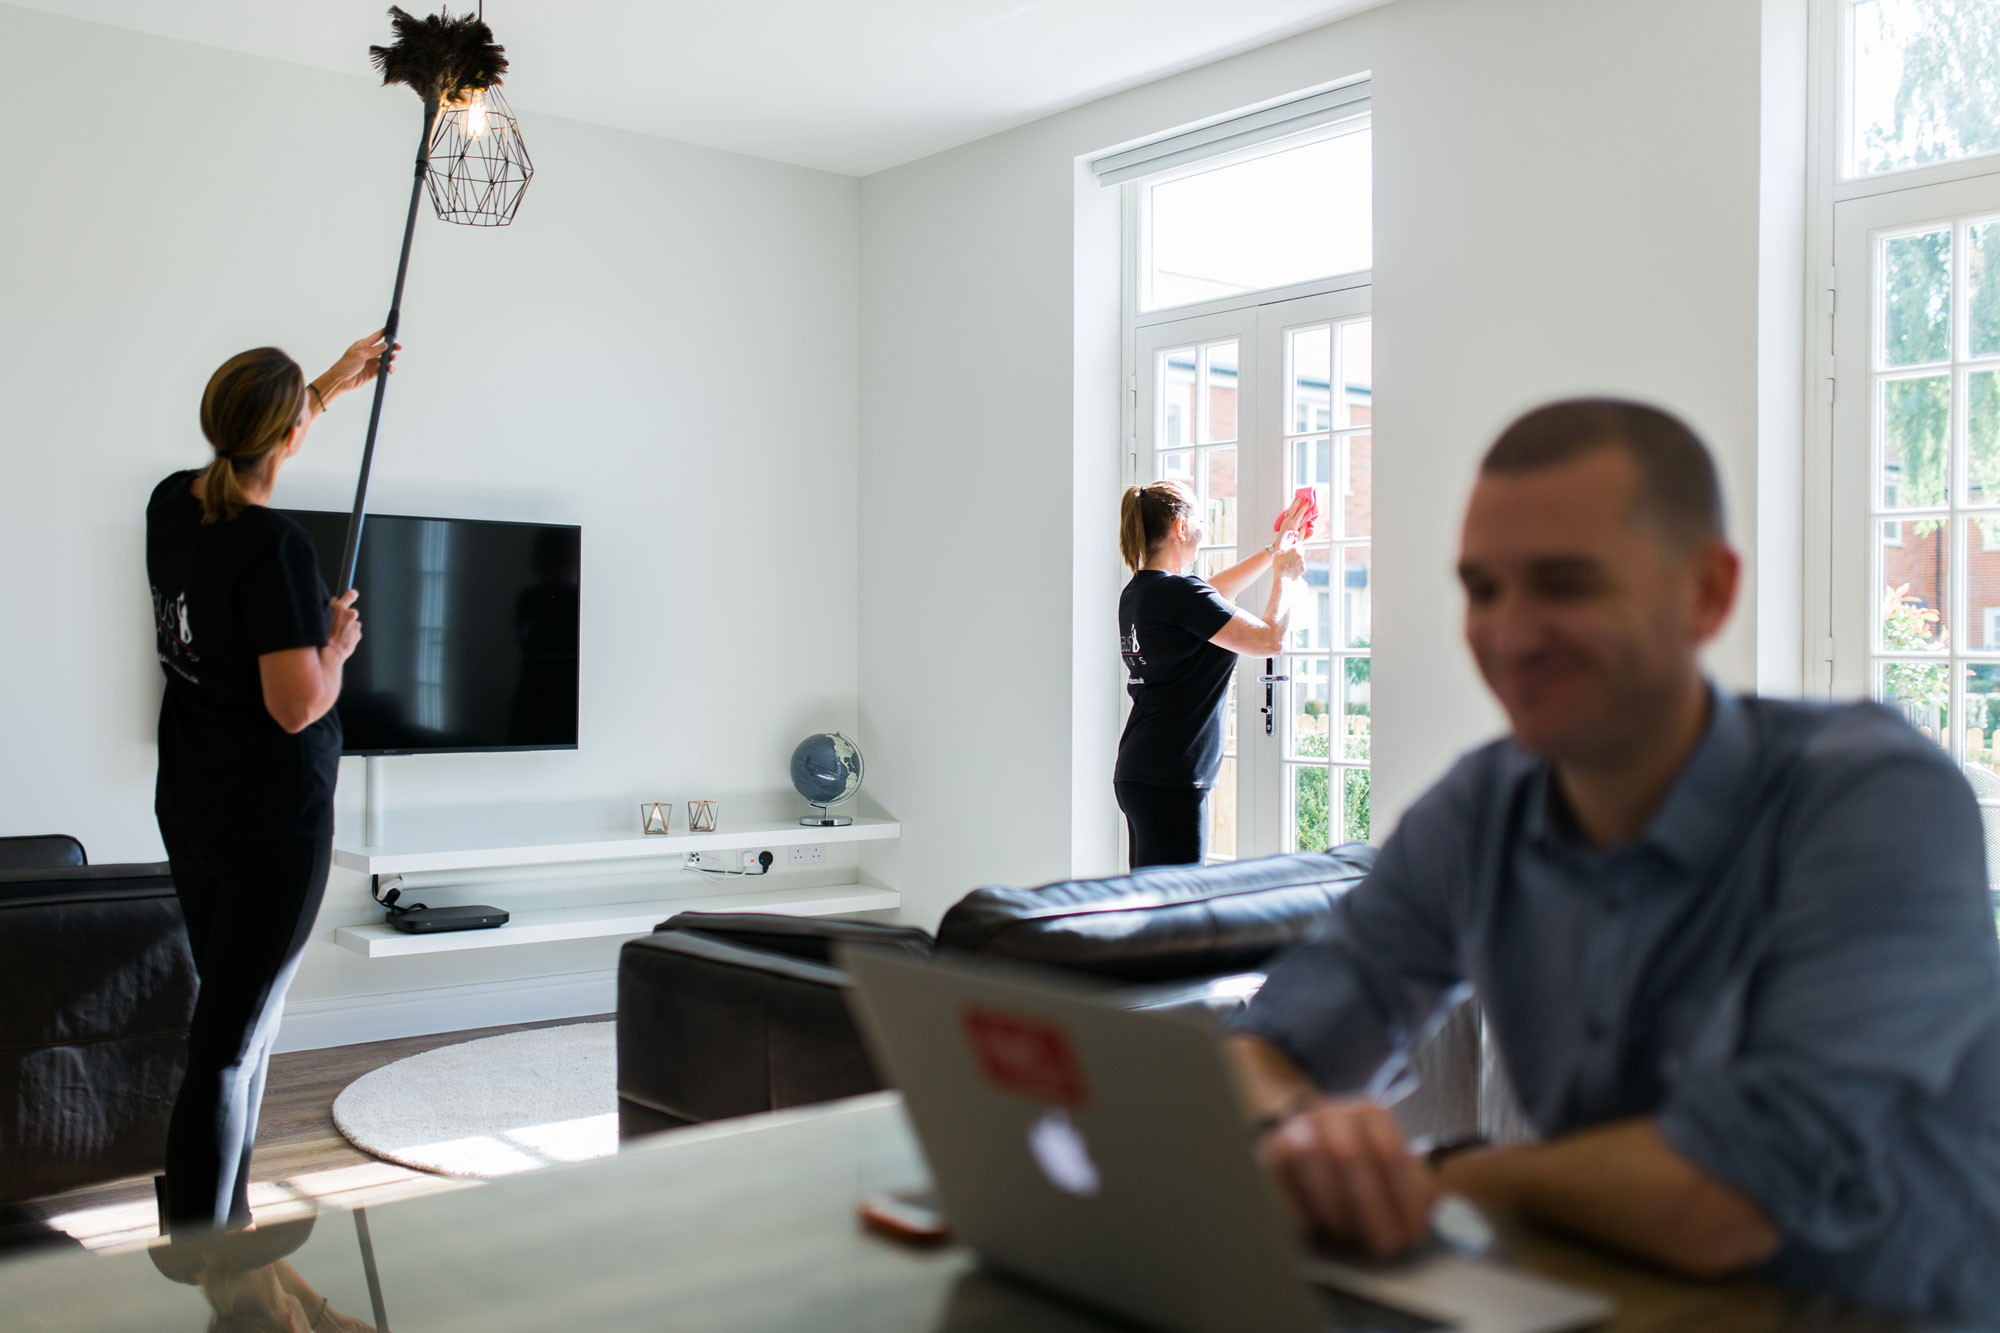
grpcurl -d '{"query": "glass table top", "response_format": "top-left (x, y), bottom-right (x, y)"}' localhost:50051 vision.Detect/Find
top-left (0, 1092), bottom-right (1928, 1333)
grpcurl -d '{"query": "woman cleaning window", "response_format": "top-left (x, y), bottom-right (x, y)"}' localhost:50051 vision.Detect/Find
top-left (1116, 483), bottom-right (1308, 867)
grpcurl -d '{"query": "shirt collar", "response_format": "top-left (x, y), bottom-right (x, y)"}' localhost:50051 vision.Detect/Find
top-left (1523, 684), bottom-right (1755, 872)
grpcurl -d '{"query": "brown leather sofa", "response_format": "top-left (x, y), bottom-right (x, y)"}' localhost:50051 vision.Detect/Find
top-left (615, 846), bottom-right (1478, 1142)
top-left (0, 835), bottom-right (195, 1208)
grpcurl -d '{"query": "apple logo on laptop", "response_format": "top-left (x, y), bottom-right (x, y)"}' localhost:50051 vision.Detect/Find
top-left (1028, 1107), bottom-right (1101, 1198)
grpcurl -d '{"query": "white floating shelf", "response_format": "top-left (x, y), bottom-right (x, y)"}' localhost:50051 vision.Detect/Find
top-left (332, 814), bottom-right (900, 876)
top-left (332, 882), bottom-right (901, 958)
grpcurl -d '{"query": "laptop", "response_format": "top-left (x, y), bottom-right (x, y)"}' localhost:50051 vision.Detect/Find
top-left (840, 945), bottom-right (1612, 1333)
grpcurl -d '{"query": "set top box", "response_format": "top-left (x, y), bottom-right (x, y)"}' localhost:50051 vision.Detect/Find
top-left (279, 509), bottom-right (580, 757)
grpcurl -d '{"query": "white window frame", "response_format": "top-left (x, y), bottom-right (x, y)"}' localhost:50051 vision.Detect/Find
top-left (1806, 0), bottom-right (2000, 695)
top-left (1131, 115), bottom-right (1373, 319)
top-left (1117, 106), bottom-right (1374, 867)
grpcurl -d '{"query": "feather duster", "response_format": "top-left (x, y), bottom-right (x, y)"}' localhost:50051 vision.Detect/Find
top-left (368, 6), bottom-right (509, 106)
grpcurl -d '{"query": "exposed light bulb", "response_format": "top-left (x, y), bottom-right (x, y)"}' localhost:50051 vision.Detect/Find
top-left (463, 98), bottom-right (489, 139)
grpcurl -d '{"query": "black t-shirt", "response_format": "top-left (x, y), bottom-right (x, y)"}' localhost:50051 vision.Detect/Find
top-left (1115, 571), bottom-right (1239, 788)
top-left (147, 470), bottom-right (341, 839)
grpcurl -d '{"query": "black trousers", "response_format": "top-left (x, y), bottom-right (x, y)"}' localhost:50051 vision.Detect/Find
top-left (1115, 781), bottom-right (1210, 869)
top-left (157, 821), bottom-right (331, 1233)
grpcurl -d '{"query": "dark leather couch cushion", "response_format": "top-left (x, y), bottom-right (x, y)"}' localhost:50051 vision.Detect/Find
top-left (0, 835), bottom-right (85, 872)
top-left (936, 845), bottom-right (1375, 983)
top-left (0, 888), bottom-right (195, 1049)
top-left (0, 1032), bottom-right (185, 1205)
top-left (655, 911), bottom-right (933, 965)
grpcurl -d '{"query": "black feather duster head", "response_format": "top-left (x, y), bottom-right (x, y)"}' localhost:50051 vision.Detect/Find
top-left (369, 7), bottom-right (509, 106)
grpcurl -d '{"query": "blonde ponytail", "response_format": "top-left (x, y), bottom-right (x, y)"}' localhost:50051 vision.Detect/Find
top-left (1119, 481), bottom-right (1196, 571)
top-left (197, 348), bottom-right (306, 524)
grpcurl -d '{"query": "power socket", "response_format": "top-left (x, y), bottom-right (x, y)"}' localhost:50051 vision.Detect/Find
top-left (789, 843), bottom-right (825, 865)
top-left (741, 850), bottom-right (769, 870)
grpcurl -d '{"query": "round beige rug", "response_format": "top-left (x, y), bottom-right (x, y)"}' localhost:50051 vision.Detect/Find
top-left (331, 1022), bottom-right (618, 1178)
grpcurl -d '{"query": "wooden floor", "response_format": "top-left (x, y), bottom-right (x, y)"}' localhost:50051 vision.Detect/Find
top-left (18, 1014), bottom-right (612, 1252)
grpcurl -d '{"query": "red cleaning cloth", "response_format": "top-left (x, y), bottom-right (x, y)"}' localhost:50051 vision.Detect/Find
top-left (1274, 486), bottom-right (1319, 543)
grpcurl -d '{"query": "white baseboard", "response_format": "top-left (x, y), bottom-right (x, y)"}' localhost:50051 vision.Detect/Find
top-left (274, 968), bottom-right (617, 1053)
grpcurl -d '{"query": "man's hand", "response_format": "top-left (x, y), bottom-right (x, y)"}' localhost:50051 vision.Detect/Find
top-left (1262, 1098), bottom-right (1439, 1257)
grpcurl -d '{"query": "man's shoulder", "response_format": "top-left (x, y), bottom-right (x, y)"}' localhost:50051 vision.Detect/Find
top-left (1402, 735), bottom-right (1540, 827)
top-left (1738, 693), bottom-right (1957, 783)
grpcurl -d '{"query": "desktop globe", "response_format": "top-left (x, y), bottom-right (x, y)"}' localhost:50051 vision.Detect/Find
top-left (791, 732), bottom-right (863, 827)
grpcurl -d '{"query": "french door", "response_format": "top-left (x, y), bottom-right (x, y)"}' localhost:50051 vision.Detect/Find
top-left (1830, 171), bottom-right (2000, 918)
top-left (1134, 285), bottom-right (1373, 862)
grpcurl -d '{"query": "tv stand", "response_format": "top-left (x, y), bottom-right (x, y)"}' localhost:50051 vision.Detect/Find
top-left (329, 803), bottom-right (901, 959)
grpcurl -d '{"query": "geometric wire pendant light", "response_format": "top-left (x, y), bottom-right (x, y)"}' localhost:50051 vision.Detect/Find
top-left (427, 84), bottom-right (533, 226)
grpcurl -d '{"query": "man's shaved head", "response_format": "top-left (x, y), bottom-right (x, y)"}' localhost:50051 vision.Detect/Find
top-left (1480, 399), bottom-right (1725, 553)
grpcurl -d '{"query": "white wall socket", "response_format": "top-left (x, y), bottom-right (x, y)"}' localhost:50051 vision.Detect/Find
top-left (789, 844), bottom-right (825, 865)
top-left (741, 850), bottom-right (767, 870)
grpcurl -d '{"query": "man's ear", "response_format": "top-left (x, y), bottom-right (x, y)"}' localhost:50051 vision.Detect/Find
top-left (1690, 540), bottom-right (1741, 644)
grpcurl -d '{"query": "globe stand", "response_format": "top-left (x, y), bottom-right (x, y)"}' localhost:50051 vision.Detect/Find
top-left (800, 806), bottom-right (853, 828)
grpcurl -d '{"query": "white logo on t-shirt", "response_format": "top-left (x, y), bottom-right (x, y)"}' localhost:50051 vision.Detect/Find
top-left (1120, 623), bottom-right (1146, 682)
top-left (152, 585), bottom-right (200, 682)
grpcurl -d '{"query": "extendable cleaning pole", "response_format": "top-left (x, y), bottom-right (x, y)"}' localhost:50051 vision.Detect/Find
top-left (338, 98), bottom-right (438, 595)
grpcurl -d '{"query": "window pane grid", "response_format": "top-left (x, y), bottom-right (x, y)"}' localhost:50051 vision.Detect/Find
top-left (1867, 215), bottom-right (2000, 835)
top-left (1280, 316), bottom-right (1370, 855)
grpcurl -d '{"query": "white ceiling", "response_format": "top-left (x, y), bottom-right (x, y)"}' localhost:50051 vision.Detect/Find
top-left (10, 0), bottom-right (1390, 175)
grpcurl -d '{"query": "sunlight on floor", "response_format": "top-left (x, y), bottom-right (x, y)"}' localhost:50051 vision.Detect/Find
top-left (391, 1111), bottom-right (619, 1177)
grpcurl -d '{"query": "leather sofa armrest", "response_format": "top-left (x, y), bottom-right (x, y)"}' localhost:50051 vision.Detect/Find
top-left (937, 846), bottom-right (1376, 982)
top-left (617, 929), bottom-right (888, 1130)
top-left (0, 862), bottom-right (174, 908)
top-left (1113, 971), bottom-right (1267, 1029)
top-left (653, 911), bottom-right (932, 964)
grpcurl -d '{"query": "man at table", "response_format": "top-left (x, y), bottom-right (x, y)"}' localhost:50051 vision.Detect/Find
top-left (1231, 398), bottom-right (2000, 1318)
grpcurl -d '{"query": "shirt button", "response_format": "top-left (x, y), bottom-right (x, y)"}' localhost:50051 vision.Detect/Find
top-left (1605, 896), bottom-right (1626, 913)
top-left (1584, 1019), bottom-right (1609, 1042)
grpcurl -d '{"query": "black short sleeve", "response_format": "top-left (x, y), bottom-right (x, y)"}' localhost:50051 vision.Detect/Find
top-left (1115, 572), bottom-right (1243, 788)
top-left (239, 525), bottom-right (331, 656)
top-left (1163, 577), bottom-right (1237, 641)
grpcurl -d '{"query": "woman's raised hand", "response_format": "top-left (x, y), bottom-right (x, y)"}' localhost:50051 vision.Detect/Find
top-left (1273, 544), bottom-right (1306, 582)
top-left (327, 590), bottom-right (362, 660)
top-left (314, 329), bottom-right (401, 405)
top-left (1276, 493), bottom-right (1314, 541)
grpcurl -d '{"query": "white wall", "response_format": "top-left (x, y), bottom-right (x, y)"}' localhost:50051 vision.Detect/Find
top-left (0, 5), bottom-right (859, 1044)
top-left (859, 0), bottom-right (1801, 926)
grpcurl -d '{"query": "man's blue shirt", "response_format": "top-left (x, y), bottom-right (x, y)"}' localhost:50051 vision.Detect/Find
top-left (1239, 690), bottom-right (2000, 1317)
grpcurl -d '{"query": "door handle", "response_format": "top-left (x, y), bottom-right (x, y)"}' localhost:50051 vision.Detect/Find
top-left (1259, 657), bottom-right (1286, 736)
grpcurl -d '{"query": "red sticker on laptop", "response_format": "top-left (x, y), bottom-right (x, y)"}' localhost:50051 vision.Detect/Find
top-left (961, 1006), bottom-right (1091, 1108)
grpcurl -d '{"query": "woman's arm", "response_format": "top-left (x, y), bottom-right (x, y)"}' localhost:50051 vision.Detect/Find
top-left (1211, 545), bottom-right (1305, 656)
top-left (1207, 545), bottom-right (1274, 601)
top-left (258, 592), bottom-right (361, 734)
top-left (1209, 496), bottom-right (1314, 600)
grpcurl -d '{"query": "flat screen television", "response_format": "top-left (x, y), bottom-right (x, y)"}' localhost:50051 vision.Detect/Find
top-left (277, 508), bottom-right (581, 756)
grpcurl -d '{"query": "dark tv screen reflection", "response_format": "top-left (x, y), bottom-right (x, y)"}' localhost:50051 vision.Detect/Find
top-left (278, 509), bottom-right (580, 756)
